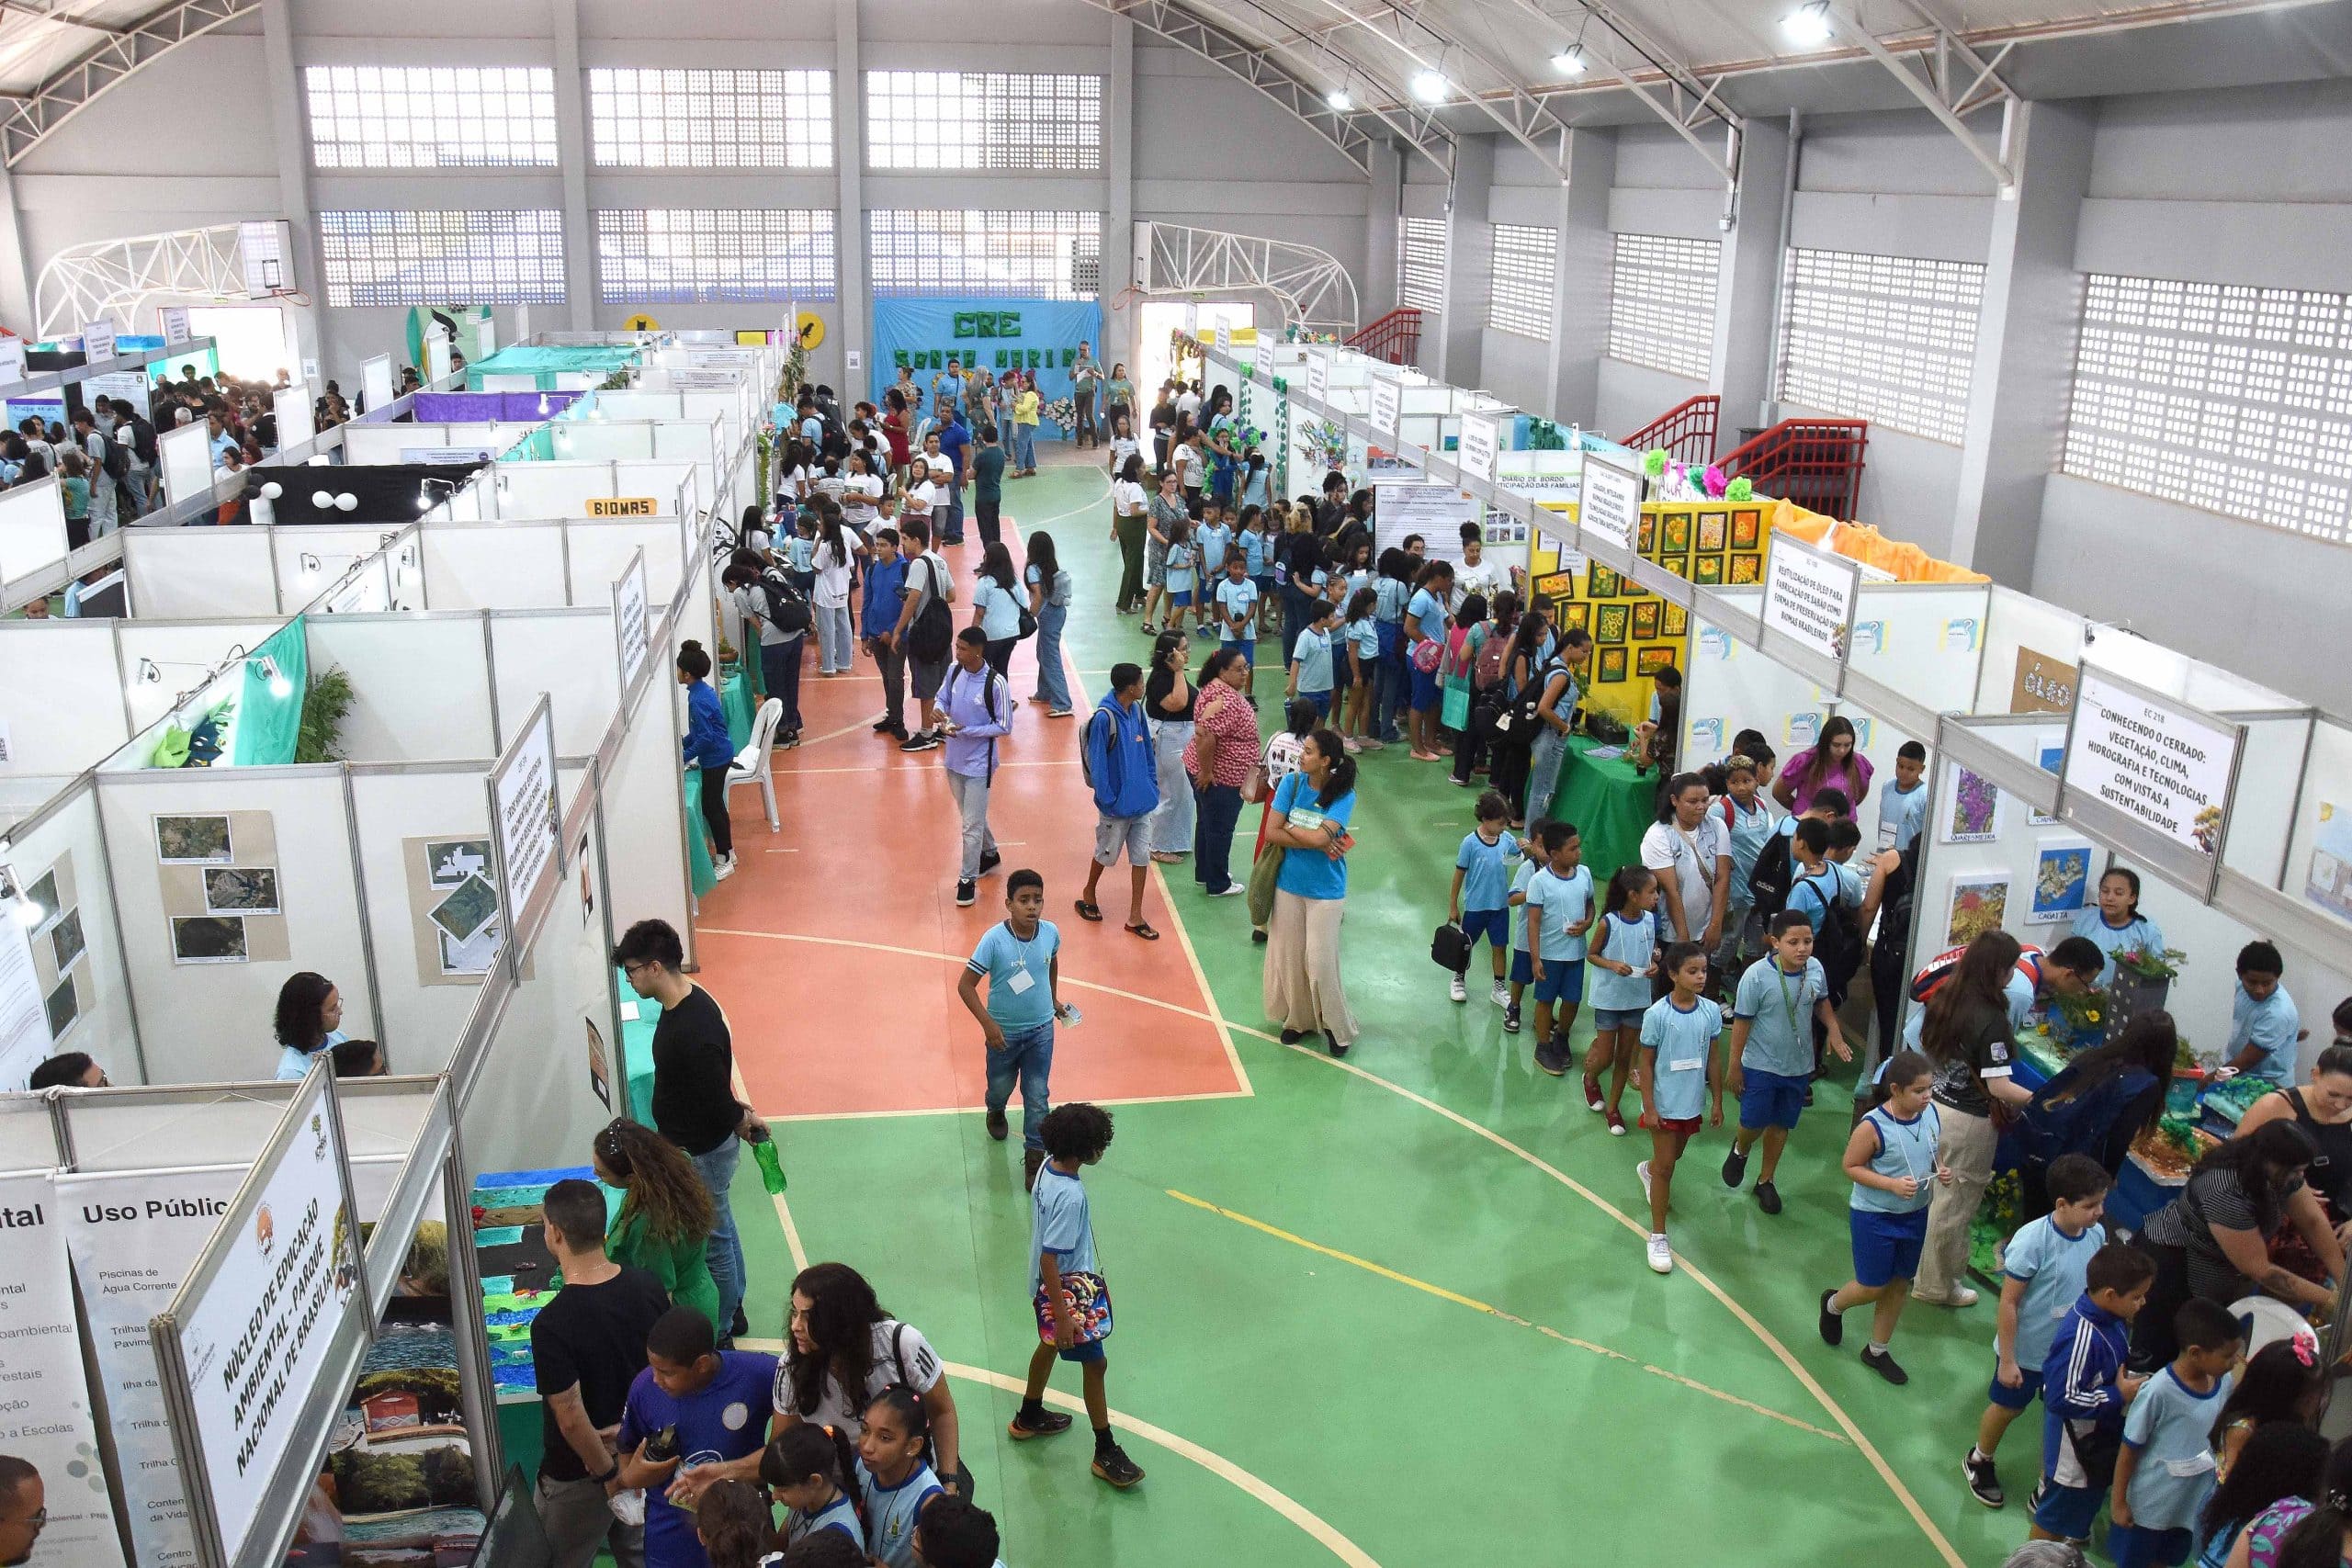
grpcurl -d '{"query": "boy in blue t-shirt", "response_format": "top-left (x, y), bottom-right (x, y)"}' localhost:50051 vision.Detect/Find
top-left (1009, 1102), bottom-right (1145, 1491)
top-left (2030, 1243), bottom-right (2155, 1549)
top-left (1877, 740), bottom-right (1929, 852)
top-left (1285, 603), bottom-right (1340, 718)
top-left (1447, 790), bottom-right (1520, 1010)
top-left (1634, 942), bottom-right (1725, 1275)
top-left (617, 1307), bottom-right (781, 1568)
top-left (1521, 820), bottom-right (1595, 1077)
top-left (1966, 1155), bottom-right (2113, 1507)
top-left (2110, 1299), bottom-right (2241, 1568)
top-left (1501, 848), bottom-right (1541, 1036)
top-left (1723, 911), bottom-right (1853, 1215)
top-left (2224, 940), bottom-right (2304, 1083)
top-left (1214, 555), bottom-right (1260, 664)
top-left (958, 870), bottom-right (1070, 1188)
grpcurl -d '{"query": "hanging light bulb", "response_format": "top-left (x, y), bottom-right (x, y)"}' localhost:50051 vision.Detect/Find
top-left (1781, 1), bottom-right (1835, 44)
top-left (1552, 44), bottom-right (1588, 74)
top-left (1409, 69), bottom-right (1449, 104)
top-left (1325, 87), bottom-right (1352, 111)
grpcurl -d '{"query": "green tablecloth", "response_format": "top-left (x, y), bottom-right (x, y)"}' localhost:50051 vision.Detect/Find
top-left (1551, 736), bottom-right (1657, 880)
top-left (683, 771), bottom-right (718, 897)
top-left (720, 667), bottom-right (753, 751)
top-left (617, 964), bottom-right (658, 1123)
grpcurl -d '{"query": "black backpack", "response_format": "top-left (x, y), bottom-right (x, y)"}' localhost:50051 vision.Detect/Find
top-left (755, 566), bottom-right (813, 636)
top-left (1747, 830), bottom-right (1795, 919)
top-left (1792, 869), bottom-right (1863, 998)
top-left (1502, 659), bottom-right (1562, 739)
top-left (905, 556), bottom-right (954, 664)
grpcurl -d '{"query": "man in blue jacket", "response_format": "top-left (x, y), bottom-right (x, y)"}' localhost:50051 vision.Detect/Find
top-left (1075, 662), bottom-right (1160, 939)
top-left (934, 401), bottom-right (972, 545)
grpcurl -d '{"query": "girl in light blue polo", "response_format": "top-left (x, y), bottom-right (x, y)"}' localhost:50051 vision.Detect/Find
top-left (1584, 864), bottom-right (1659, 1132)
top-left (1285, 601), bottom-right (1340, 719)
top-left (1162, 516), bottom-right (1197, 622)
top-left (1635, 942), bottom-right (1725, 1275)
top-left (2070, 866), bottom-right (2165, 987)
top-left (1820, 1049), bottom-right (1948, 1386)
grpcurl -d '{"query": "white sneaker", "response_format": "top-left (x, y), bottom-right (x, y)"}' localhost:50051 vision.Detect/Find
top-left (711, 854), bottom-right (736, 882)
top-left (1636, 1159), bottom-right (1653, 1201)
top-left (1490, 977), bottom-right (1510, 1007)
top-left (1645, 1233), bottom-right (1674, 1274)
top-left (1449, 974), bottom-right (1467, 1003)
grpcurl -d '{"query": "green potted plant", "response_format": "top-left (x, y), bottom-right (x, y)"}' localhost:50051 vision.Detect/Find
top-left (2109, 945), bottom-right (2184, 1031)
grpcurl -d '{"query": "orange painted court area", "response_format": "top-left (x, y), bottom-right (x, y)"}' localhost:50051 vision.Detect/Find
top-left (691, 530), bottom-right (1247, 1121)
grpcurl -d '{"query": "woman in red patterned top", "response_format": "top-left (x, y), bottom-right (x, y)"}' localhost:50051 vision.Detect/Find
top-left (1184, 649), bottom-right (1261, 898)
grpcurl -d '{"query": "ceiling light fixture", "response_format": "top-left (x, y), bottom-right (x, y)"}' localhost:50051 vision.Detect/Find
top-left (1552, 44), bottom-right (1587, 74)
top-left (1409, 68), bottom-right (1449, 104)
top-left (1326, 87), bottom-right (1353, 112)
top-left (1781, 1), bottom-right (1834, 44)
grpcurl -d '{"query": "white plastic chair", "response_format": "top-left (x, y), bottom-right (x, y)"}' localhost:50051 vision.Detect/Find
top-left (728, 698), bottom-right (784, 832)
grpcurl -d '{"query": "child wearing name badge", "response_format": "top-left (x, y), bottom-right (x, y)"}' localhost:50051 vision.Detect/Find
top-left (1878, 741), bottom-right (1930, 852)
top-left (1724, 912), bottom-right (1853, 1215)
top-left (1285, 602), bottom-right (1340, 719)
top-left (1819, 1048), bottom-right (1951, 1385)
top-left (1447, 791), bottom-right (1520, 1009)
top-left (1634, 942), bottom-right (1725, 1274)
top-left (1214, 554), bottom-right (1260, 666)
top-left (1584, 865), bottom-right (1661, 1131)
top-left (1341, 587), bottom-right (1381, 751)
top-left (1194, 503), bottom-right (1231, 635)
top-left (1521, 821), bottom-right (1595, 1080)
top-left (1501, 840), bottom-right (1542, 1036)
top-left (2109, 1299), bottom-right (2242, 1568)
top-left (958, 870), bottom-right (1075, 1189)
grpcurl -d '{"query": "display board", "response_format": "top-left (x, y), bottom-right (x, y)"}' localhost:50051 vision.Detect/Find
top-left (612, 548), bottom-right (650, 690)
top-left (158, 421), bottom-right (214, 508)
top-left (0, 1168), bottom-right (124, 1568)
top-left (869, 299), bottom-right (1105, 435)
top-left (1373, 482), bottom-right (1483, 564)
top-left (1760, 531), bottom-right (1861, 682)
top-left (489, 695), bottom-right (560, 956)
top-left (0, 866), bottom-right (51, 1088)
top-left (0, 479), bottom-right (66, 594)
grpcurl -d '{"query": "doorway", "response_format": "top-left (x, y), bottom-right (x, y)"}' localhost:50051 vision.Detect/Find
top-left (1137, 300), bottom-right (1254, 405)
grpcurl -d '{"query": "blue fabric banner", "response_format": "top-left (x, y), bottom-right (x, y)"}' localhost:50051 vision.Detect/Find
top-left (870, 297), bottom-right (1105, 437)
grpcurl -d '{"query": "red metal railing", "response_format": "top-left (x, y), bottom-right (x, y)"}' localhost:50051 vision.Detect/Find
top-left (1347, 307), bottom-right (1423, 367)
top-left (1616, 394), bottom-right (1719, 468)
top-left (1718, 418), bottom-right (1870, 522)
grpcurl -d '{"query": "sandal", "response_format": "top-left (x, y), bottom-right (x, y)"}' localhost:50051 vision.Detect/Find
top-left (1074, 900), bottom-right (1103, 922)
top-left (1125, 922), bottom-right (1160, 942)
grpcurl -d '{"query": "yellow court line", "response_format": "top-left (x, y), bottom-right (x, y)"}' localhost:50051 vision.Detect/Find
top-left (1164, 1189), bottom-right (1849, 1447)
top-left (758, 1198), bottom-right (1385, 1568)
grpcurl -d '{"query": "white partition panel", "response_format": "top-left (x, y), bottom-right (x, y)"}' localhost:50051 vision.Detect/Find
top-left (305, 615), bottom-right (497, 762)
top-left (603, 663), bottom-right (693, 963)
top-left (59, 1096), bottom-right (288, 1167)
top-left (0, 478), bottom-right (68, 584)
top-left (2128, 869), bottom-right (2352, 1079)
top-left (565, 519), bottom-right (688, 608)
top-left (0, 623), bottom-right (130, 773)
top-left (494, 462), bottom-right (611, 519)
top-left (273, 383), bottom-right (316, 453)
top-left (116, 620), bottom-right (283, 731)
top-left (340, 424), bottom-right (424, 465)
top-left (1679, 594), bottom-right (1821, 776)
top-left (652, 417), bottom-right (722, 479)
top-left (442, 484), bottom-right (483, 522)
top-left (2217, 715), bottom-right (2310, 887)
top-left (420, 525), bottom-right (568, 608)
top-left (1977, 587), bottom-right (2087, 716)
top-left (489, 613), bottom-right (621, 755)
top-left (615, 460), bottom-right (693, 509)
top-left (95, 768), bottom-right (372, 1086)
top-left (549, 423), bottom-right (653, 462)
top-left (157, 420), bottom-right (215, 506)
top-left (0, 1097), bottom-right (58, 1168)
top-left (2283, 717), bottom-right (2352, 922)
top-left (273, 525), bottom-right (409, 609)
top-left (123, 526), bottom-right (276, 616)
top-left (347, 767), bottom-right (494, 1066)
top-left (2, 779), bottom-right (139, 1081)
top-left (1845, 581), bottom-right (1992, 768)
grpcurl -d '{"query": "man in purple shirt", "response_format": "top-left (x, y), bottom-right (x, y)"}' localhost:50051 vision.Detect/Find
top-left (941, 626), bottom-right (1012, 908)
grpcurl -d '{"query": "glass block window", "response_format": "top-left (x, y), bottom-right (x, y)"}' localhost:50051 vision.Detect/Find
top-left (1608, 232), bottom-right (1719, 381)
top-left (304, 66), bottom-right (557, 169)
top-left (1776, 247), bottom-right (1984, 444)
top-left (1487, 223), bottom-right (1556, 340)
top-left (865, 71), bottom-right (1102, 171)
top-left (867, 210), bottom-right (1102, 299)
top-left (2064, 273), bottom-right (2352, 543)
top-left (1398, 216), bottom-right (1447, 313)
top-left (587, 68), bottom-right (831, 169)
top-left (317, 210), bottom-right (567, 307)
top-left (596, 210), bottom-right (836, 303)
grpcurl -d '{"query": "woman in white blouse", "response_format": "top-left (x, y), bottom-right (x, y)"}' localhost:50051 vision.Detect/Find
top-left (1110, 453), bottom-right (1150, 615)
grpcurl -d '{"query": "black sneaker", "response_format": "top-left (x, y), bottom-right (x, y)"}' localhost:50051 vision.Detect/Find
top-left (1325, 1032), bottom-right (1348, 1058)
top-left (1964, 1449), bottom-right (2005, 1508)
top-left (985, 1107), bottom-right (1009, 1141)
top-left (2027, 1480), bottom-right (2048, 1517)
top-left (1092, 1443), bottom-right (1146, 1489)
top-left (1280, 1029), bottom-right (1306, 1044)
top-left (1861, 1346), bottom-right (1909, 1385)
top-left (1007, 1406), bottom-right (1073, 1441)
top-left (1755, 1180), bottom-right (1782, 1215)
top-left (1818, 1288), bottom-right (1844, 1347)
top-left (899, 730), bottom-right (943, 753)
top-left (956, 878), bottom-right (977, 908)
top-left (1720, 1146), bottom-right (1748, 1190)
top-left (978, 849), bottom-right (1002, 876)
top-left (872, 716), bottom-right (897, 732)
top-left (730, 1303), bottom-right (750, 1339)
top-left (1532, 1039), bottom-right (1571, 1076)
top-left (1503, 1002), bottom-right (1522, 1034)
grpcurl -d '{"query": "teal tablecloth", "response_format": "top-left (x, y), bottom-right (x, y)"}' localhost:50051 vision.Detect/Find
top-left (617, 964), bottom-right (658, 1123)
top-left (720, 668), bottom-right (753, 751)
top-left (1552, 736), bottom-right (1657, 879)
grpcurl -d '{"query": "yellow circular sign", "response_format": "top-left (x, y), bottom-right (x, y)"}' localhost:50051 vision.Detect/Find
top-left (623, 312), bottom-right (660, 332)
top-left (794, 311), bottom-right (826, 348)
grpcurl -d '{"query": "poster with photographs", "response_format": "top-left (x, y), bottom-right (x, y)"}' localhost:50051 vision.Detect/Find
top-left (43, 973), bottom-right (76, 1036)
top-left (155, 814), bottom-right (232, 864)
top-left (2303, 801), bottom-right (2352, 924)
top-left (21, 869), bottom-right (61, 929)
top-left (1944, 872), bottom-right (2011, 946)
top-left (202, 867), bottom-right (280, 915)
top-left (2030, 840), bottom-right (2095, 926)
top-left (172, 915), bottom-right (248, 964)
top-left (1941, 766), bottom-right (2005, 843)
top-left (155, 810), bottom-right (286, 964)
top-left (406, 835), bottom-right (505, 984)
top-left (50, 909), bottom-right (84, 972)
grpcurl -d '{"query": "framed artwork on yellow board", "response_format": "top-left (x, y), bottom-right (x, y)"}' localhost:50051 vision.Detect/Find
top-left (1589, 563), bottom-right (1623, 600)
top-left (1559, 601), bottom-right (1591, 632)
top-left (1661, 603), bottom-right (1689, 637)
top-left (1697, 512), bottom-right (1728, 551)
top-left (1728, 553), bottom-right (1762, 585)
top-left (1660, 555), bottom-right (1690, 578)
top-left (1693, 554), bottom-right (1724, 586)
top-left (1632, 600), bottom-right (1660, 639)
top-left (1636, 646), bottom-right (1677, 676)
top-left (1595, 604), bottom-right (1630, 644)
top-left (1533, 570), bottom-right (1574, 604)
top-left (1661, 513), bottom-right (1693, 554)
top-left (1598, 647), bottom-right (1629, 682)
top-left (1636, 514), bottom-right (1657, 552)
top-left (1731, 511), bottom-right (1761, 550)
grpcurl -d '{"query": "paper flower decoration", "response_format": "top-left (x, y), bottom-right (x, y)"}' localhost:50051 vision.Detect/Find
top-left (1726, 478), bottom-right (1754, 502)
top-left (1272, 378), bottom-right (1288, 394)
top-left (1644, 448), bottom-right (1668, 478)
top-left (1703, 465), bottom-right (1727, 498)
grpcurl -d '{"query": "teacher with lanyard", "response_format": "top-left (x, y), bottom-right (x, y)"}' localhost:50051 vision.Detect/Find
top-left (1261, 729), bottom-right (1362, 1057)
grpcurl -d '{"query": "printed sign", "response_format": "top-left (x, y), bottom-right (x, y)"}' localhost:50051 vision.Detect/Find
top-left (169, 1066), bottom-right (360, 1564)
top-left (2012, 646), bottom-right (2079, 715)
top-left (1215, 321), bottom-right (1231, 356)
top-left (491, 698), bottom-right (560, 931)
top-left (1304, 350), bottom-right (1329, 405)
top-left (1761, 533), bottom-right (1860, 663)
top-left (2062, 668), bottom-right (2240, 863)
top-left (666, 368), bottom-right (738, 389)
top-left (588, 496), bottom-right (659, 517)
top-left (1577, 455), bottom-right (1641, 550)
top-left (81, 319), bottom-right (118, 364)
top-left (1373, 482), bottom-right (1483, 563)
top-left (1457, 412), bottom-right (1501, 482)
top-left (161, 307), bottom-right (192, 346)
top-left (400, 446), bottom-right (494, 467)
top-left (0, 1170), bottom-right (126, 1568)
top-left (0, 336), bottom-right (25, 386)
top-left (1369, 375), bottom-right (1401, 437)
top-left (613, 550), bottom-right (650, 689)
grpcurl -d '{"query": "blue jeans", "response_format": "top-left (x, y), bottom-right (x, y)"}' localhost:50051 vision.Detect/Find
top-left (1372, 626), bottom-right (1408, 742)
top-left (1033, 602), bottom-right (1070, 709)
top-left (986, 1020), bottom-right (1055, 1150)
top-left (759, 637), bottom-right (803, 733)
top-left (689, 1137), bottom-right (746, 1334)
top-left (815, 604), bottom-right (853, 673)
top-left (1193, 783), bottom-right (1243, 893)
top-left (1527, 727), bottom-right (1567, 825)
top-left (942, 485), bottom-right (966, 543)
top-left (1012, 425), bottom-right (1036, 468)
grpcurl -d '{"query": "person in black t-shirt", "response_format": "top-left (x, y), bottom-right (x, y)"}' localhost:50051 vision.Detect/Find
top-left (612, 919), bottom-right (765, 1341)
top-left (532, 1178), bottom-right (670, 1568)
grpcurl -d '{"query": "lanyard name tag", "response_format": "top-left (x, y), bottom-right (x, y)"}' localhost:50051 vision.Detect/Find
top-left (1007, 966), bottom-right (1035, 995)
top-left (1670, 1056), bottom-right (1702, 1073)
top-left (1878, 820), bottom-right (1897, 847)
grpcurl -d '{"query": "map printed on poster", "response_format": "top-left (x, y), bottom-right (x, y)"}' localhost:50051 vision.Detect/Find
top-left (1577, 455), bottom-right (1641, 551)
top-left (1304, 350), bottom-right (1329, 405)
top-left (172, 1066), bottom-right (360, 1564)
top-left (492, 700), bottom-right (561, 931)
top-left (1457, 412), bottom-right (1500, 482)
top-left (1369, 375), bottom-right (1401, 437)
top-left (0, 1169), bottom-right (128, 1568)
top-left (2063, 668), bottom-right (2239, 861)
top-left (1761, 533), bottom-right (1860, 662)
top-left (60, 1164), bottom-right (247, 1568)
top-left (614, 549), bottom-right (650, 689)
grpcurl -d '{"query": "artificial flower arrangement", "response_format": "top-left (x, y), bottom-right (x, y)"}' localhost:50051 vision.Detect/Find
top-left (1282, 325), bottom-right (1339, 344)
top-left (1043, 397), bottom-right (1078, 431)
top-left (2113, 946), bottom-right (2187, 981)
top-left (2044, 987), bottom-right (2109, 1047)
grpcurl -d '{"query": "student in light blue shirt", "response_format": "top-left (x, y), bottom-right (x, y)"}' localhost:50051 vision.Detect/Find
top-left (2110, 1299), bottom-right (2241, 1568)
top-left (1285, 603), bottom-right (1340, 718)
top-left (1877, 740), bottom-right (1930, 852)
top-left (1965, 1154), bottom-right (2113, 1507)
top-left (1521, 822), bottom-right (1595, 1072)
top-left (970, 542), bottom-right (1032, 676)
top-left (1726, 912), bottom-right (1852, 1213)
top-left (2226, 941), bottom-right (2303, 1082)
top-left (1213, 556), bottom-right (1260, 664)
top-left (1583, 864), bottom-right (1659, 1124)
top-left (855, 1385), bottom-right (946, 1568)
top-left (1195, 505), bottom-right (1231, 579)
top-left (1502, 851), bottom-right (1540, 1034)
top-left (1821, 1049), bottom-right (1947, 1383)
top-left (958, 871), bottom-right (1065, 1156)
top-left (1340, 588), bottom-right (1380, 748)
top-left (272, 970), bottom-right (348, 1079)
top-left (1163, 517), bottom-right (1198, 616)
top-left (2070, 866), bottom-right (2166, 987)
top-left (1634, 941), bottom-right (1726, 1273)
top-left (1448, 792), bottom-right (1521, 1009)
top-left (763, 1422), bottom-right (865, 1550)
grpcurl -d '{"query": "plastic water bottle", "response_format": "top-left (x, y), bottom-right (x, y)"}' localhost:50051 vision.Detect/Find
top-left (747, 1123), bottom-right (786, 1193)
